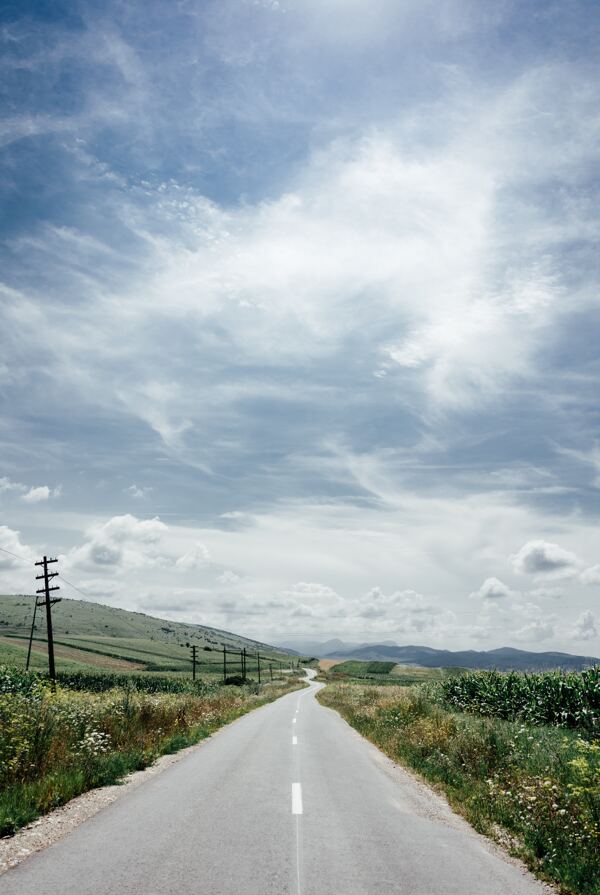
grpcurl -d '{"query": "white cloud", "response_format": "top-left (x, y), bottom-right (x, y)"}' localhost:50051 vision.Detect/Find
top-left (514, 620), bottom-right (555, 643)
top-left (21, 485), bottom-right (61, 503)
top-left (580, 565), bottom-right (600, 585)
top-left (217, 569), bottom-right (241, 585)
top-left (285, 582), bottom-right (340, 598)
top-left (470, 577), bottom-right (513, 600)
top-left (125, 484), bottom-right (152, 499)
top-left (20, 62), bottom-right (598, 456)
top-left (175, 542), bottom-right (211, 570)
top-left (571, 610), bottom-right (598, 642)
top-left (78, 579), bottom-right (118, 598)
top-left (67, 514), bottom-right (169, 572)
top-left (1, 9), bottom-right (600, 656)
top-left (0, 477), bottom-right (25, 495)
top-left (22, 486), bottom-right (49, 503)
top-left (0, 525), bottom-right (38, 593)
top-left (0, 525), bottom-right (36, 569)
top-left (526, 586), bottom-right (564, 600)
top-left (510, 540), bottom-right (581, 580)
top-left (0, 478), bottom-right (61, 503)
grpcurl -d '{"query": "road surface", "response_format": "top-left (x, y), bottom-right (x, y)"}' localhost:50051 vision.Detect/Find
top-left (0, 671), bottom-right (549, 895)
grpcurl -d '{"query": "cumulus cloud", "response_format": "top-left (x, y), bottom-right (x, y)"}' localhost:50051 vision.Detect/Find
top-left (22, 486), bottom-right (51, 503)
top-left (21, 485), bottom-right (61, 503)
top-left (175, 542), bottom-right (210, 570)
top-left (0, 525), bottom-right (38, 593)
top-left (0, 525), bottom-right (36, 569)
top-left (0, 478), bottom-right (60, 502)
top-left (571, 610), bottom-right (598, 642)
top-left (510, 540), bottom-right (581, 580)
top-left (511, 601), bottom-right (558, 643)
top-left (470, 577), bottom-right (513, 600)
top-left (67, 514), bottom-right (169, 572)
top-left (357, 587), bottom-right (455, 634)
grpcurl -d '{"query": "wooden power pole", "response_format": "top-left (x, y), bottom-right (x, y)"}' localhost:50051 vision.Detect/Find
top-left (35, 556), bottom-right (60, 681)
top-left (191, 645), bottom-right (197, 681)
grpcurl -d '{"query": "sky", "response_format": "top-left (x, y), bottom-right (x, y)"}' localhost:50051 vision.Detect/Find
top-left (0, 0), bottom-right (599, 653)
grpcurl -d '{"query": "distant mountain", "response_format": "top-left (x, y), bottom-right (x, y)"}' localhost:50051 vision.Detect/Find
top-left (276, 638), bottom-right (357, 656)
top-left (276, 637), bottom-right (399, 656)
top-left (323, 642), bottom-right (599, 671)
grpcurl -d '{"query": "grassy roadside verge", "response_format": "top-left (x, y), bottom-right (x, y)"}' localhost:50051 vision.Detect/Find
top-left (317, 682), bottom-right (599, 895)
top-left (0, 670), bottom-right (304, 837)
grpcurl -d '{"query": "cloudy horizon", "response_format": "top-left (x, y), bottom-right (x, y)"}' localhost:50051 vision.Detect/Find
top-left (1, 0), bottom-right (599, 653)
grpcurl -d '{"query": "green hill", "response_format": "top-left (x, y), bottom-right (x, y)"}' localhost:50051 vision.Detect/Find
top-left (0, 594), bottom-right (296, 675)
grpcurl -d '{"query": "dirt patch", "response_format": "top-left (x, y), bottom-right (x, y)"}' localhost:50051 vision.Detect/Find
top-left (318, 659), bottom-right (345, 671)
top-left (0, 637), bottom-right (145, 671)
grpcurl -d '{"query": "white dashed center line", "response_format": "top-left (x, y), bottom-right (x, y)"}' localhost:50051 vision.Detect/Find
top-left (292, 735), bottom-right (298, 745)
top-left (292, 783), bottom-right (303, 815)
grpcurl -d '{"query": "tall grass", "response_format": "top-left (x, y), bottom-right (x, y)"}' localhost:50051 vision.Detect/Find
top-left (0, 665), bottom-right (302, 836)
top-left (318, 682), bottom-right (600, 895)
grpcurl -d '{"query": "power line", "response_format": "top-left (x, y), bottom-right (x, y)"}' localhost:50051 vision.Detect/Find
top-left (0, 544), bottom-right (35, 565)
top-left (0, 543), bottom-right (91, 598)
top-left (57, 574), bottom-right (90, 599)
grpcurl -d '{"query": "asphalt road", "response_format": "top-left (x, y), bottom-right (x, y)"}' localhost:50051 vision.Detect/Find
top-left (1, 671), bottom-right (549, 895)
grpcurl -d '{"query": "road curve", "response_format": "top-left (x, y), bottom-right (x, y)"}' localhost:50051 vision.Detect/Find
top-left (0, 672), bottom-right (549, 895)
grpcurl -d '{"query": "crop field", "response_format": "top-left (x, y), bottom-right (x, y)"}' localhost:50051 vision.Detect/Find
top-left (323, 659), bottom-right (463, 686)
top-left (319, 673), bottom-right (600, 895)
top-left (0, 665), bottom-right (305, 836)
top-left (440, 668), bottom-right (600, 734)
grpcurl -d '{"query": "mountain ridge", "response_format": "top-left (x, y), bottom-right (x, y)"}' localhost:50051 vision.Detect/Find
top-left (322, 642), bottom-right (599, 671)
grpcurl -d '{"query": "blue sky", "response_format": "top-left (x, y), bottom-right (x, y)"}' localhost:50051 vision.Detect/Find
top-left (1, 0), bottom-right (599, 651)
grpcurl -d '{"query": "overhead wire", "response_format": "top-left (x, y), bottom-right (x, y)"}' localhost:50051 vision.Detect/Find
top-left (0, 543), bottom-right (91, 598)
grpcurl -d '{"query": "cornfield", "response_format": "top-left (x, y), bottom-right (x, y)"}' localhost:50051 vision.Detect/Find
top-left (0, 666), bottom-right (219, 695)
top-left (440, 667), bottom-right (600, 734)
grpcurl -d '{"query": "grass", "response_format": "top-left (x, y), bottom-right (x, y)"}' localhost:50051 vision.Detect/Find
top-left (0, 664), bottom-right (305, 836)
top-left (318, 681), bottom-right (599, 895)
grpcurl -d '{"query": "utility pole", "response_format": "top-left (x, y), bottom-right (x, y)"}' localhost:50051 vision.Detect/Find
top-left (242, 647), bottom-right (247, 680)
top-left (191, 645), bottom-right (197, 681)
top-left (35, 556), bottom-right (60, 682)
top-left (25, 594), bottom-right (40, 671)
top-left (257, 650), bottom-right (261, 684)
top-left (269, 663), bottom-right (273, 681)
top-left (223, 645), bottom-right (227, 682)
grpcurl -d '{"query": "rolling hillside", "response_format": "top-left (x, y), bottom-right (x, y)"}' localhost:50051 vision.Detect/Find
top-left (0, 594), bottom-right (295, 674)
